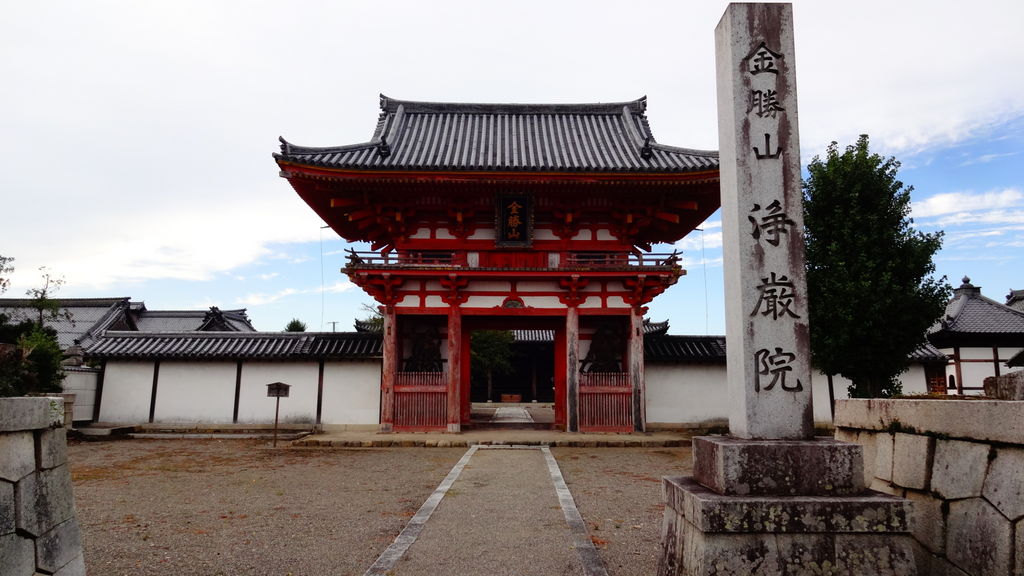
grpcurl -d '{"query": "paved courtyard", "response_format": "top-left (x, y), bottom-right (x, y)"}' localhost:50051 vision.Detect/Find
top-left (69, 438), bottom-right (692, 576)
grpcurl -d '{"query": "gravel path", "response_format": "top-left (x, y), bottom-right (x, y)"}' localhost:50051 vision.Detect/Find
top-left (69, 439), bottom-right (692, 576)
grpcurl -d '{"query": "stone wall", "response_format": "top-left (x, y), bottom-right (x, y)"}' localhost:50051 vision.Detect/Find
top-left (835, 397), bottom-right (1024, 576)
top-left (0, 397), bottom-right (86, 576)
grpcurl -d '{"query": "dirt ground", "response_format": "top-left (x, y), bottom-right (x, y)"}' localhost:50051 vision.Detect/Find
top-left (69, 439), bottom-right (692, 576)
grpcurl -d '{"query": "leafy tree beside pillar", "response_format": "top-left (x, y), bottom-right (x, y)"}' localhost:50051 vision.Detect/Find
top-left (803, 135), bottom-right (950, 397)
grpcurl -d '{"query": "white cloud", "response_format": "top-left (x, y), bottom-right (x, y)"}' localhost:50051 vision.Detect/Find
top-left (258, 273), bottom-right (279, 281)
top-left (913, 189), bottom-right (1024, 218)
top-left (236, 280), bottom-right (354, 306)
top-left (676, 231), bottom-right (723, 252)
top-left (958, 152), bottom-right (1018, 167)
top-left (935, 210), bottom-right (1024, 227)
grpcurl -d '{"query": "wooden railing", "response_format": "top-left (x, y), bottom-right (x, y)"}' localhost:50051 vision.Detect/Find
top-left (394, 372), bottom-right (447, 430)
top-left (578, 372), bottom-right (633, 433)
top-left (345, 249), bottom-right (680, 270)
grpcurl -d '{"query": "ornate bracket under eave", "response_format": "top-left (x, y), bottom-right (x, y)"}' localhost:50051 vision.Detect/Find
top-left (558, 275), bottom-right (589, 307)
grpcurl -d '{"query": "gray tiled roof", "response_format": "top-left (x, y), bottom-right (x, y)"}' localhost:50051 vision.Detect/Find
top-left (85, 332), bottom-right (382, 361)
top-left (276, 96), bottom-right (718, 173)
top-left (644, 335), bottom-right (727, 363)
top-left (512, 330), bottom-right (554, 343)
top-left (0, 298), bottom-right (132, 349)
top-left (908, 341), bottom-right (949, 364)
top-left (131, 308), bottom-right (255, 332)
top-left (929, 278), bottom-right (1024, 338)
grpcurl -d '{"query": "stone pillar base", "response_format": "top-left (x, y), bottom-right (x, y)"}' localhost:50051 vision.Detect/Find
top-left (658, 437), bottom-right (917, 576)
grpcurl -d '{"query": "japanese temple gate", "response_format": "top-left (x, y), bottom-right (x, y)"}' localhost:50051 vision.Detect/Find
top-left (276, 96), bottom-right (719, 432)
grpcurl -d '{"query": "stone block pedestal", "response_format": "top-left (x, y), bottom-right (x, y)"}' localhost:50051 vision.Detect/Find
top-left (658, 437), bottom-right (917, 575)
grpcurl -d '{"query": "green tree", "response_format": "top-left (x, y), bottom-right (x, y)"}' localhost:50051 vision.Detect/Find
top-left (0, 317), bottom-right (64, 397)
top-left (803, 135), bottom-right (950, 398)
top-left (471, 330), bottom-right (515, 402)
top-left (0, 254), bottom-right (13, 294)
top-left (25, 267), bottom-right (71, 327)
top-left (284, 318), bottom-right (307, 332)
top-left (358, 303), bottom-right (384, 331)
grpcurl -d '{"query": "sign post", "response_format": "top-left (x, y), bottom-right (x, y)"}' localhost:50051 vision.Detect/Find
top-left (266, 382), bottom-right (291, 448)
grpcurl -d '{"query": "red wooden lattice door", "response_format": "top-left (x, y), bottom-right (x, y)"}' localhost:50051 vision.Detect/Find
top-left (578, 372), bottom-right (633, 433)
top-left (394, 372), bottom-right (447, 430)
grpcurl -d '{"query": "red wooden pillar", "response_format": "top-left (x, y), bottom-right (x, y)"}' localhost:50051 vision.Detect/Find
top-left (447, 305), bottom-right (462, 432)
top-left (566, 306), bottom-right (579, 432)
top-left (380, 306), bottom-right (396, 432)
top-left (629, 307), bottom-right (646, 432)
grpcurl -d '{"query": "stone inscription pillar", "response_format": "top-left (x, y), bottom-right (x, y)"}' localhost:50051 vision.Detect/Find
top-left (566, 306), bottom-right (579, 432)
top-left (717, 2), bottom-right (812, 440)
top-left (657, 6), bottom-right (917, 574)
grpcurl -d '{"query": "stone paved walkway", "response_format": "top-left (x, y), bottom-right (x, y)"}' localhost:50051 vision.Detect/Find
top-left (363, 446), bottom-right (607, 576)
top-left (490, 406), bottom-right (534, 423)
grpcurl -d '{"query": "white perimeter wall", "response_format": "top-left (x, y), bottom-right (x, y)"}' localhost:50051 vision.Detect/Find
top-left (97, 360), bottom-right (382, 426)
top-left (647, 363), bottom-right (931, 428)
top-left (321, 361), bottom-right (380, 425)
top-left (154, 362), bottom-right (237, 423)
top-left (62, 368), bottom-right (98, 422)
top-left (236, 362), bottom-right (319, 425)
top-left (99, 362), bottom-right (156, 422)
top-left (646, 364), bottom-right (729, 427)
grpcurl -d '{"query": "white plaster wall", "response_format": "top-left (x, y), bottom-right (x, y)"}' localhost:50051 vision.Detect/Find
top-left (236, 363), bottom-right (319, 424)
top-left (320, 361), bottom-right (381, 425)
top-left (435, 228), bottom-right (455, 239)
top-left (961, 361), bottom-right (995, 390)
top-left (521, 295), bottom-right (564, 308)
top-left (960, 347), bottom-right (996, 360)
top-left (595, 228), bottom-right (617, 241)
top-left (465, 296), bottom-right (506, 308)
top-left (396, 295), bottom-right (417, 307)
top-left (153, 362), bottom-right (236, 423)
top-left (646, 364), bottom-right (729, 426)
top-left (408, 228), bottom-right (432, 239)
top-left (572, 230), bottom-right (592, 241)
top-left (468, 281), bottom-right (510, 292)
top-left (516, 281), bottom-right (557, 293)
top-left (62, 369), bottom-right (98, 422)
top-left (99, 361), bottom-right (156, 422)
top-left (535, 229), bottom-right (558, 241)
top-left (468, 229), bottom-right (496, 240)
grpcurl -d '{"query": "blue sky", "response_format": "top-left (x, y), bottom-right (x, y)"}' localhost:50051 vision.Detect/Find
top-left (2, 1), bottom-right (1021, 334)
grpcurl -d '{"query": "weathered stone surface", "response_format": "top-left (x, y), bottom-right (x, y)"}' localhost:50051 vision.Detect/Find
top-left (981, 446), bottom-right (1024, 520)
top-left (0, 398), bottom-right (51, 432)
top-left (0, 532), bottom-right (36, 576)
top-left (15, 464), bottom-right (75, 537)
top-left (835, 398), bottom-right (1024, 445)
top-left (38, 427), bottom-right (67, 470)
top-left (36, 517), bottom-right (83, 575)
top-left (834, 427), bottom-right (858, 444)
top-left (931, 438), bottom-right (990, 499)
top-left (834, 533), bottom-right (916, 575)
top-left (983, 370), bottom-right (1024, 400)
top-left (665, 476), bottom-right (909, 534)
top-left (869, 477), bottom-right (903, 497)
top-left (692, 436), bottom-right (865, 496)
top-left (892, 433), bottom-right (933, 490)
top-left (657, 496), bottom-right (686, 576)
top-left (665, 526), bottom-right (916, 576)
top-left (875, 432), bottom-right (894, 482)
top-left (1016, 517), bottom-right (1023, 576)
top-left (0, 431), bottom-right (35, 482)
top-left (946, 498), bottom-right (1012, 576)
top-left (0, 480), bottom-right (14, 536)
top-left (717, 0), bottom-right (813, 442)
top-left (52, 551), bottom-right (86, 576)
top-left (858, 431), bottom-right (879, 483)
top-left (905, 489), bottom-right (944, 555)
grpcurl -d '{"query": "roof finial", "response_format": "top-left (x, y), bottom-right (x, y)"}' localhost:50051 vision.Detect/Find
top-left (961, 276), bottom-right (972, 287)
top-left (640, 136), bottom-right (653, 160)
top-left (278, 136), bottom-right (291, 155)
